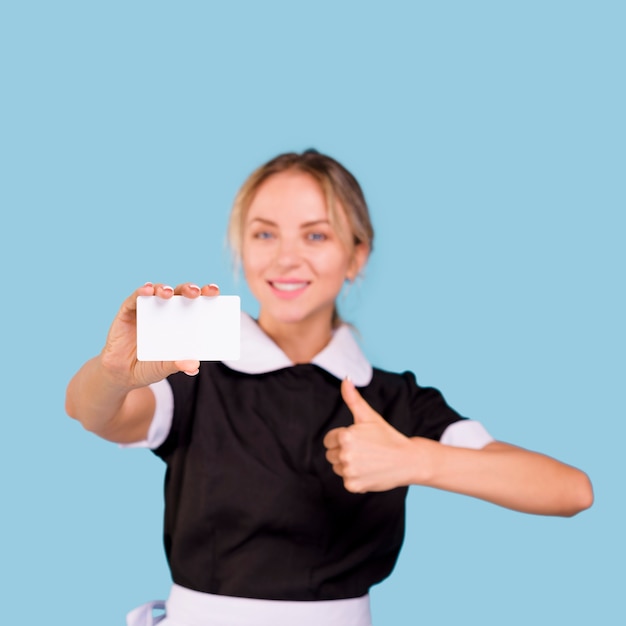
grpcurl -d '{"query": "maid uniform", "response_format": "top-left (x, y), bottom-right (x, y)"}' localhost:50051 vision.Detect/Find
top-left (125, 314), bottom-right (493, 626)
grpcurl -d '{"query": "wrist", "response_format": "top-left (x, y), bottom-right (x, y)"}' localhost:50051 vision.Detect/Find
top-left (96, 353), bottom-right (140, 394)
top-left (406, 436), bottom-right (439, 487)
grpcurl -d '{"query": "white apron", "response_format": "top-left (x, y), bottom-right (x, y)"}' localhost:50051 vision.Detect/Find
top-left (126, 584), bottom-right (373, 626)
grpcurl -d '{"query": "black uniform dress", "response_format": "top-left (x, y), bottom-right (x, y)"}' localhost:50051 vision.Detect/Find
top-left (145, 313), bottom-right (493, 605)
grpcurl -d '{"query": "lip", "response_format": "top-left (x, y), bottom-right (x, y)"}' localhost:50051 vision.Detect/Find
top-left (267, 279), bottom-right (310, 300)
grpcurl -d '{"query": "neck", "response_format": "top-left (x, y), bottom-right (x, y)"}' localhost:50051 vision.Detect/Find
top-left (257, 312), bottom-right (334, 364)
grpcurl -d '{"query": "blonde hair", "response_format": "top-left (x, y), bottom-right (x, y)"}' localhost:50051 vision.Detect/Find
top-left (227, 149), bottom-right (375, 327)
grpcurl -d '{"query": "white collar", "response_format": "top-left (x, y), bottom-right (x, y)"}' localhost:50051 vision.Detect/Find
top-left (222, 312), bottom-right (373, 386)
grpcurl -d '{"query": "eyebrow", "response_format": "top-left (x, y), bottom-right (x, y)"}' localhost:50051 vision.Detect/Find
top-left (248, 218), bottom-right (331, 228)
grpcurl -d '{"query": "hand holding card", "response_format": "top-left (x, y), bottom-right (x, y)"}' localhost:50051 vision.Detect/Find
top-left (136, 295), bottom-right (240, 361)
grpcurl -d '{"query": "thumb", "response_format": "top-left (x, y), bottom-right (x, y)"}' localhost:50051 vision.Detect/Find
top-left (173, 359), bottom-right (200, 376)
top-left (341, 377), bottom-right (382, 424)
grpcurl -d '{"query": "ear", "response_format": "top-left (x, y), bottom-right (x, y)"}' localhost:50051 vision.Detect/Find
top-left (346, 242), bottom-right (370, 282)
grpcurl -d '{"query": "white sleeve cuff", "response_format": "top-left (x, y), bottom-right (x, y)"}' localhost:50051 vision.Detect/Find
top-left (440, 420), bottom-right (494, 449)
top-left (119, 379), bottom-right (174, 450)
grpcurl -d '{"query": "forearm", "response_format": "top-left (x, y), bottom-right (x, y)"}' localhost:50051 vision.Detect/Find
top-left (411, 439), bottom-right (594, 517)
top-left (65, 356), bottom-right (154, 443)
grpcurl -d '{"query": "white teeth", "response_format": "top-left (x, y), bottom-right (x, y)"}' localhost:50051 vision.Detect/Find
top-left (271, 282), bottom-right (308, 291)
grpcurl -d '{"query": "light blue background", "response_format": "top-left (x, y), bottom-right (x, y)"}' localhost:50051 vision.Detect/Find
top-left (1, 2), bottom-right (623, 624)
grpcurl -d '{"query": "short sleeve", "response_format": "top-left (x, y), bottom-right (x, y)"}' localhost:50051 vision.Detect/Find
top-left (440, 420), bottom-right (494, 449)
top-left (403, 372), bottom-right (464, 440)
top-left (151, 369), bottom-right (201, 461)
top-left (119, 379), bottom-right (174, 449)
top-left (403, 372), bottom-right (493, 448)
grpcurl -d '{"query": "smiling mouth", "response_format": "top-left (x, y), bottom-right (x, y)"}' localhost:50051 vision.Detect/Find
top-left (268, 281), bottom-right (310, 291)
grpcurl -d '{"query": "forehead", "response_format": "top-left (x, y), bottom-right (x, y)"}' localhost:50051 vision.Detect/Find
top-left (246, 170), bottom-right (329, 223)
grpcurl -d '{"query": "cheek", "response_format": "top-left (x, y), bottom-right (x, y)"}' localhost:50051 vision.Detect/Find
top-left (241, 243), bottom-right (268, 275)
top-left (242, 259), bottom-right (262, 284)
top-left (316, 247), bottom-right (352, 278)
top-left (242, 261), bottom-right (266, 300)
top-left (242, 248), bottom-right (279, 300)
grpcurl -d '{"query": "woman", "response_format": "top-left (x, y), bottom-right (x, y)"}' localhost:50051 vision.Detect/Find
top-left (66, 150), bottom-right (593, 626)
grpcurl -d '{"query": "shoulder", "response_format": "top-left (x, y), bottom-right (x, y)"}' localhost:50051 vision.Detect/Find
top-left (365, 367), bottom-right (467, 440)
top-left (357, 367), bottom-right (424, 419)
top-left (367, 367), bottom-right (453, 402)
top-left (366, 367), bottom-right (422, 396)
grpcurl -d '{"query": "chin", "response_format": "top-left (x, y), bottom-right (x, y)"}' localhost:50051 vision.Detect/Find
top-left (272, 311), bottom-right (311, 325)
top-left (263, 305), bottom-right (332, 327)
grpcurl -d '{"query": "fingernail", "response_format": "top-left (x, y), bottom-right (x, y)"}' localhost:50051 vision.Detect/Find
top-left (189, 284), bottom-right (200, 292)
top-left (162, 285), bottom-right (174, 292)
top-left (144, 282), bottom-right (153, 287)
top-left (208, 283), bottom-right (219, 289)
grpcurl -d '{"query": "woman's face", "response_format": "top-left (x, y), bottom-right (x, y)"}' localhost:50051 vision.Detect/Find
top-left (242, 170), bottom-right (368, 331)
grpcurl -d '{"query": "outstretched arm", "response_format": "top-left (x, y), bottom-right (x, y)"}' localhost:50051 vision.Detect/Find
top-left (405, 438), bottom-right (593, 517)
top-left (65, 282), bottom-right (219, 443)
top-left (323, 379), bottom-right (593, 517)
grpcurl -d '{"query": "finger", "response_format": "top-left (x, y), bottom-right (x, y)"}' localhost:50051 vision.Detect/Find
top-left (323, 427), bottom-right (347, 449)
top-left (325, 448), bottom-right (341, 465)
top-left (173, 283), bottom-right (202, 298)
top-left (331, 463), bottom-right (345, 478)
top-left (344, 479), bottom-right (366, 494)
top-left (117, 283), bottom-right (156, 322)
top-left (140, 282), bottom-right (156, 296)
top-left (341, 378), bottom-right (382, 424)
top-left (201, 283), bottom-right (220, 297)
top-left (153, 283), bottom-right (175, 299)
top-left (174, 359), bottom-right (201, 376)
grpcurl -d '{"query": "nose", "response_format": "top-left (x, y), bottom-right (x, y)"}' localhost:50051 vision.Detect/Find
top-left (274, 236), bottom-right (302, 270)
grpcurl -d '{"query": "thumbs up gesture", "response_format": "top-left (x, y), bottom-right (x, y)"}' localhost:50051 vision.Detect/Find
top-left (323, 378), bottom-right (419, 493)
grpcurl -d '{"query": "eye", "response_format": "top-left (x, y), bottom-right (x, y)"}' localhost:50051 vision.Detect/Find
top-left (307, 232), bottom-right (327, 242)
top-left (253, 231), bottom-right (274, 240)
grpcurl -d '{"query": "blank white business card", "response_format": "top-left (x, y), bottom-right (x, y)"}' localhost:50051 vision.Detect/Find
top-left (136, 295), bottom-right (240, 361)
